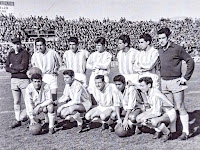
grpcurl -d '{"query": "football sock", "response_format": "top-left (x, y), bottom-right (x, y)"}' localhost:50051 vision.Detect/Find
top-left (48, 112), bottom-right (55, 128)
top-left (158, 123), bottom-right (170, 135)
top-left (180, 114), bottom-right (189, 135)
top-left (14, 105), bottom-right (20, 121)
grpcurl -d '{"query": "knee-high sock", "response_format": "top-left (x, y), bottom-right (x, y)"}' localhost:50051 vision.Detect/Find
top-left (180, 114), bottom-right (189, 135)
top-left (157, 123), bottom-right (170, 135)
top-left (14, 105), bottom-right (20, 121)
top-left (155, 127), bottom-right (161, 132)
top-left (73, 112), bottom-right (83, 126)
top-left (48, 112), bottom-right (55, 129)
top-left (169, 115), bottom-right (177, 133)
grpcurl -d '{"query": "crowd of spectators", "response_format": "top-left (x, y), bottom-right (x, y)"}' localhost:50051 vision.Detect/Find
top-left (0, 14), bottom-right (200, 65)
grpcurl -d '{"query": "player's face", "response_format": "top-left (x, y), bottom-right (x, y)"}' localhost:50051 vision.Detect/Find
top-left (12, 43), bottom-right (22, 52)
top-left (139, 81), bottom-right (150, 93)
top-left (32, 79), bottom-right (42, 90)
top-left (114, 81), bottom-right (125, 92)
top-left (96, 43), bottom-right (105, 53)
top-left (69, 42), bottom-right (78, 52)
top-left (36, 41), bottom-right (46, 54)
top-left (118, 40), bottom-right (127, 50)
top-left (63, 74), bottom-right (73, 85)
top-left (138, 38), bottom-right (149, 50)
top-left (95, 78), bottom-right (105, 91)
top-left (158, 33), bottom-right (169, 47)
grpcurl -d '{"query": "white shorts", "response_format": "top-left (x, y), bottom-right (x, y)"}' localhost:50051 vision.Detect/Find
top-left (43, 74), bottom-right (58, 90)
top-left (123, 74), bottom-right (139, 86)
top-left (165, 108), bottom-right (177, 123)
top-left (96, 105), bottom-right (115, 112)
top-left (74, 73), bottom-right (87, 87)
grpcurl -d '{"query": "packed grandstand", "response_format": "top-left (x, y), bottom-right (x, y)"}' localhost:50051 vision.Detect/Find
top-left (0, 14), bottom-right (200, 65)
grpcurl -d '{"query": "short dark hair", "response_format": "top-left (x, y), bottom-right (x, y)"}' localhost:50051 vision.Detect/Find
top-left (35, 37), bottom-right (46, 45)
top-left (139, 77), bottom-right (153, 88)
top-left (113, 75), bottom-right (126, 84)
top-left (31, 73), bottom-right (42, 81)
top-left (157, 27), bottom-right (171, 38)
top-left (68, 37), bottom-right (78, 45)
top-left (95, 37), bottom-right (106, 46)
top-left (95, 75), bottom-right (105, 82)
top-left (63, 70), bottom-right (74, 77)
top-left (139, 33), bottom-right (152, 44)
top-left (119, 35), bottom-right (130, 47)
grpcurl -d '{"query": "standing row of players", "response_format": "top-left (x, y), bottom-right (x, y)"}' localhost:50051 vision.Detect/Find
top-left (6, 27), bottom-right (195, 141)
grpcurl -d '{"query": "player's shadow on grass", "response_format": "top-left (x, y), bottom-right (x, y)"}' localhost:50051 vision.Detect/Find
top-left (188, 110), bottom-right (200, 138)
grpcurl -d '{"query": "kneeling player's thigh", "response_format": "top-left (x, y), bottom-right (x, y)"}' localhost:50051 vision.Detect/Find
top-left (136, 110), bottom-right (151, 122)
top-left (100, 108), bottom-right (113, 120)
top-left (46, 104), bottom-right (54, 113)
top-left (70, 104), bottom-right (86, 113)
top-left (86, 107), bottom-right (100, 119)
top-left (129, 109), bottom-right (142, 121)
top-left (151, 114), bottom-right (170, 127)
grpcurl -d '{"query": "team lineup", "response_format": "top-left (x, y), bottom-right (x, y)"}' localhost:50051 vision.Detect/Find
top-left (5, 27), bottom-right (195, 142)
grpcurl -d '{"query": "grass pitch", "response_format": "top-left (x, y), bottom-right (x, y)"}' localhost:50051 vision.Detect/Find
top-left (0, 63), bottom-right (200, 150)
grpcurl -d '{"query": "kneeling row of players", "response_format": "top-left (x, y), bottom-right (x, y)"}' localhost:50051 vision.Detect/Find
top-left (23, 69), bottom-right (176, 142)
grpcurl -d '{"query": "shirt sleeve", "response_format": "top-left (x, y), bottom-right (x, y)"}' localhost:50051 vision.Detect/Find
top-left (179, 47), bottom-right (195, 80)
top-left (5, 52), bottom-right (19, 73)
top-left (112, 85), bottom-right (121, 107)
top-left (126, 88), bottom-right (137, 110)
top-left (40, 85), bottom-right (53, 107)
top-left (151, 96), bottom-right (162, 116)
top-left (24, 87), bottom-right (34, 119)
top-left (86, 53), bottom-right (94, 70)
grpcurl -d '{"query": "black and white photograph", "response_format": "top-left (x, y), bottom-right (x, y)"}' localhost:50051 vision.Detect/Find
top-left (0, 0), bottom-right (199, 149)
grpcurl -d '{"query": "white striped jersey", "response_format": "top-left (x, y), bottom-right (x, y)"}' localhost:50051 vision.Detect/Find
top-left (59, 80), bottom-right (91, 105)
top-left (134, 47), bottom-right (159, 72)
top-left (86, 51), bottom-right (112, 75)
top-left (63, 49), bottom-right (89, 74)
top-left (116, 85), bottom-right (140, 110)
top-left (91, 83), bottom-right (119, 107)
top-left (31, 49), bottom-right (62, 74)
top-left (117, 48), bottom-right (138, 75)
top-left (145, 88), bottom-right (174, 116)
top-left (25, 82), bottom-right (52, 119)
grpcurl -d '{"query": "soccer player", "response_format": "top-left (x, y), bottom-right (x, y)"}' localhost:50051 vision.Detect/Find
top-left (157, 27), bottom-right (195, 140)
top-left (85, 75), bottom-right (119, 130)
top-left (5, 38), bottom-right (30, 128)
top-left (31, 37), bottom-right (62, 103)
top-left (63, 37), bottom-right (90, 87)
top-left (86, 37), bottom-right (112, 93)
top-left (117, 34), bottom-right (139, 85)
top-left (134, 33), bottom-right (159, 89)
top-left (136, 77), bottom-right (176, 142)
top-left (57, 70), bottom-right (92, 132)
top-left (25, 73), bottom-right (56, 134)
top-left (111, 75), bottom-right (144, 132)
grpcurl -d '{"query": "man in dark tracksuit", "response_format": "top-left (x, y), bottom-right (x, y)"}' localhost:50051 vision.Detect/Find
top-left (5, 38), bottom-right (30, 128)
top-left (157, 27), bottom-right (195, 140)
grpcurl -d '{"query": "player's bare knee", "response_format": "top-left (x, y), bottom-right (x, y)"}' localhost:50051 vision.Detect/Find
top-left (150, 119), bottom-right (159, 127)
top-left (110, 112), bottom-right (116, 120)
top-left (100, 113), bottom-right (109, 121)
top-left (129, 114), bottom-right (136, 122)
top-left (47, 104), bottom-right (54, 113)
